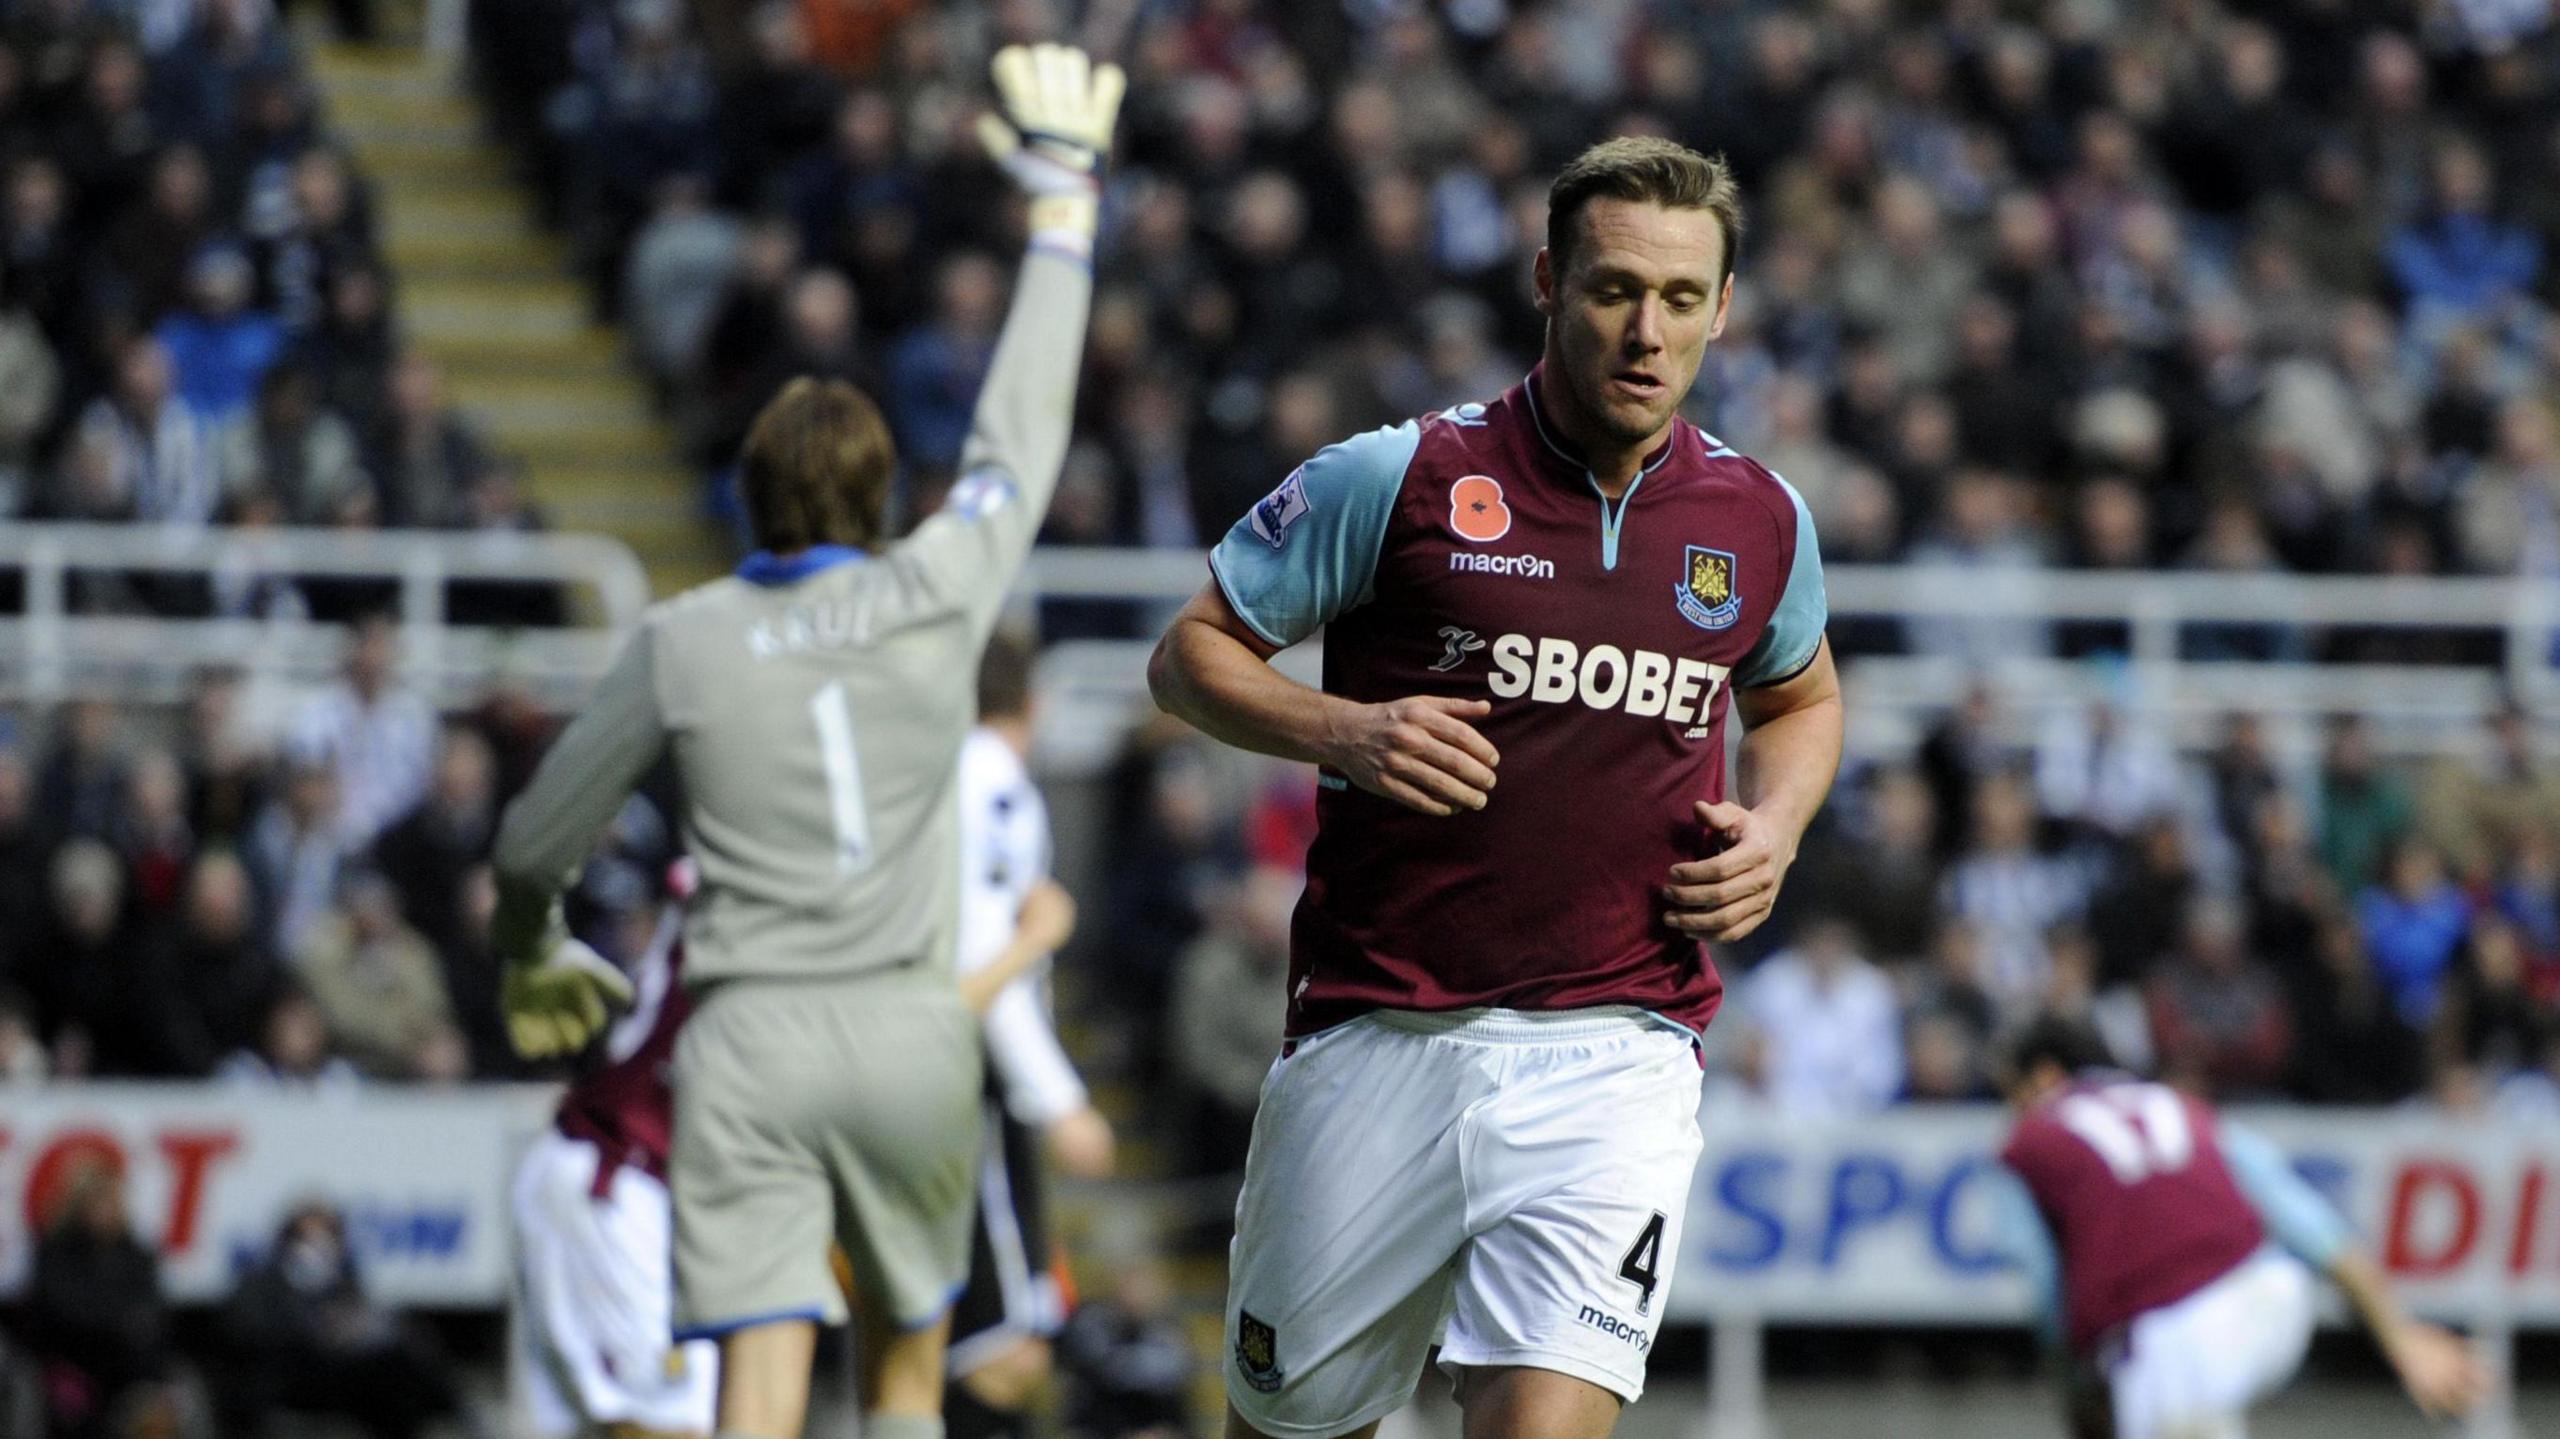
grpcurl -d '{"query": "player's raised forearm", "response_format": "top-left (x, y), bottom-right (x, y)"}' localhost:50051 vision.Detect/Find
top-left (963, 251), bottom-right (1092, 496)
top-left (1734, 639), bottom-right (1843, 853)
top-left (894, 249), bottom-right (1095, 636)
top-left (952, 41), bottom-right (1119, 568)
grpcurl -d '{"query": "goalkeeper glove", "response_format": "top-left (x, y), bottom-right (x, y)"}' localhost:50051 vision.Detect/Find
top-left (502, 938), bottom-right (634, 1059)
top-left (975, 42), bottom-right (1127, 253)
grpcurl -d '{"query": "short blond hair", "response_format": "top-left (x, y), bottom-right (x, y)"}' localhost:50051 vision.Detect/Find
top-left (1547, 136), bottom-right (1744, 287)
top-left (738, 376), bottom-right (896, 552)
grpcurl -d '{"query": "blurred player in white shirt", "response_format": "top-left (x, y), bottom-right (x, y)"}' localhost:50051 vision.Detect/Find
top-left (946, 632), bottom-right (1114, 1439)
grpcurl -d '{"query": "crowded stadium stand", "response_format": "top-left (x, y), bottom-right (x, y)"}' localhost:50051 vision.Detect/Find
top-left (2, 0), bottom-right (2559, 1435)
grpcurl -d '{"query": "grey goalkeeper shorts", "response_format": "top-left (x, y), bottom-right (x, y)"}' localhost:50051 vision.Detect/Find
top-left (669, 973), bottom-right (983, 1337)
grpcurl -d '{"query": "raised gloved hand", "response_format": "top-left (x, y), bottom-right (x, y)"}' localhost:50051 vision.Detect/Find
top-left (975, 42), bottom-right (1127, 248)
top-left (502, 938), bottom-right (634, 1059)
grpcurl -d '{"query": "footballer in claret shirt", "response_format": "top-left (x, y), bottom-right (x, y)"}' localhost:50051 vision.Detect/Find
top-left (1994, 1019), bottom-right (2487, 1439)
top-left (1151, 135), bottom-right (1843, 1439)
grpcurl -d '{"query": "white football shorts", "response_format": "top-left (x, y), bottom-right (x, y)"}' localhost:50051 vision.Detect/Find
top-left (1224, 1007), bottom-right (1705, 1436)
top-left (2107, 1246), bottom-right (2316, 1439)
top-left (511, 1129), bottom-right (718, 1438)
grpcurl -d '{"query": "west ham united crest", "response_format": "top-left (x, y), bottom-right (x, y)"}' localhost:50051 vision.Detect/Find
top-left (1235, 1310), bottom-right (1284, 1392)
top-left (1675, 545), bottom-right (1742, 630)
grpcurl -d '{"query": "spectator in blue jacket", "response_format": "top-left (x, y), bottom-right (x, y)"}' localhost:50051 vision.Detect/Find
top-left (154, 244), bottom-right (282, 430)
top-left (886, 251), bottom-right (1004, 473)
top-left (2357, 837), bottom-right (2473, 1026)
top-left (2385, 139), bottom-right (2539, 329)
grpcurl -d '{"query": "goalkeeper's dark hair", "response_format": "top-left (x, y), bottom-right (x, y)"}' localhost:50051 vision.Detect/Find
top-left (1548, 137), bottom-right (1744, 288)
top-left (2005, 1015), bottom-right (2117, 1083)
top-left (738, 376), bottom-right (895, 553)
top-left (978, 628), bottom-right (1036, 721)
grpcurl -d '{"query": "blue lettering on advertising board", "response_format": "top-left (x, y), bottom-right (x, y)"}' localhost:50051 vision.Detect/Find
top-left (1821, 1154), bottom-right (1906, 1266)
top-left (1709, 1153), bottom-right (1787, 1269)
top-left (1931, 1156), bottom-right (2013, 1273)
top-left (1692, 1150), bottom-right (2029, 1277)
top-left (350, 1205), bottom-right (469, 1260)
top-left (222, 1205), bottom-right (469, 1279)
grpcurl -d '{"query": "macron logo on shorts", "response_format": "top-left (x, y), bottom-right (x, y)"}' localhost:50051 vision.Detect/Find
top-left (1577, 1305), bottom-right (1652, 1353)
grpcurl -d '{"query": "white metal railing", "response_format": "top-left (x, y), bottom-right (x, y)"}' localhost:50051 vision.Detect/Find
top-left (0, 524), bottom-right (650, 712)
top-left (1018, 549), bottom-right (2560, 763)
top-left (11, 531), bottom-right (2550, 741)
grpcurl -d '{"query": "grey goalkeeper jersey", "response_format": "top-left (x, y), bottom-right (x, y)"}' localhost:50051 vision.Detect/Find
top-left (491, 247), bottom-right (1093, 986)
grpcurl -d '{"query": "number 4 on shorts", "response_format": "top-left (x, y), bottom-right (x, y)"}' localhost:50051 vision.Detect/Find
top-left (1618, 1211), bottom-right (1666, 1315)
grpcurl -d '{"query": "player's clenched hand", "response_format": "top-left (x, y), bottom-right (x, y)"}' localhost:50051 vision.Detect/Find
top-left (1663, 799), bottom-right (1797, 942)
top-left (1323, 696), bottom-right (1499, 816)
top-left (2385, 1321), bottom-right (2489, 1420)
top-left (502, 938), bottom-right (634, 1059)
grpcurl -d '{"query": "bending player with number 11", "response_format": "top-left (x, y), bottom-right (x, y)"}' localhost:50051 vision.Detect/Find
top-left (489, 43), bottom-right (1122, 1439)
top-left (1150, 137), bottom-right (1842, 1439)
top-left (1996, 1019), bottom-right (2488, 1439)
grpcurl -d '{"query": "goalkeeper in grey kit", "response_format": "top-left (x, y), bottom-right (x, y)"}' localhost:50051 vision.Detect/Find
top-left (488, 45), bottom-right (1125, 1439)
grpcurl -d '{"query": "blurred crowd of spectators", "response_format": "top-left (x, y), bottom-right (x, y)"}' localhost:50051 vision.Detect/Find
top-left (193, 0), bottom-right (2560, 1200)
top-left (1728, 691), bottom-right (2560, 1115)
top-left (0, 612), bottom-right (696, 1089)
top-left (9, 1160), bottom-right (465, 1439)
top-left (0, 615), bottom-right (656, 1434)
top-left (0, 0), bottom-right (547, 622)
top-left (473, 0), bottom-right (2560, 588)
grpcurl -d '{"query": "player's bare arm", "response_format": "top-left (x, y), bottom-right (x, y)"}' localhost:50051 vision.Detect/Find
top-left (957, 877), bottom-right (1075, 1014)
top-left (1150, 583), bottom-right (1500, 817)
top-left (2330, 1250), bottom-right (2490, 1419)
top-left (1662, 637), bottom-right (1842, 942)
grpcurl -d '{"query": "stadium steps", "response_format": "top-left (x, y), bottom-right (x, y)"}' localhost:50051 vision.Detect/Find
top-left (306, 42), bottom-right (731, 598)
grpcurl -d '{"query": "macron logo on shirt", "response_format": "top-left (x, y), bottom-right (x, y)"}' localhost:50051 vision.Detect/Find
top-left (1448, 551), bottom-right (1554, 580)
